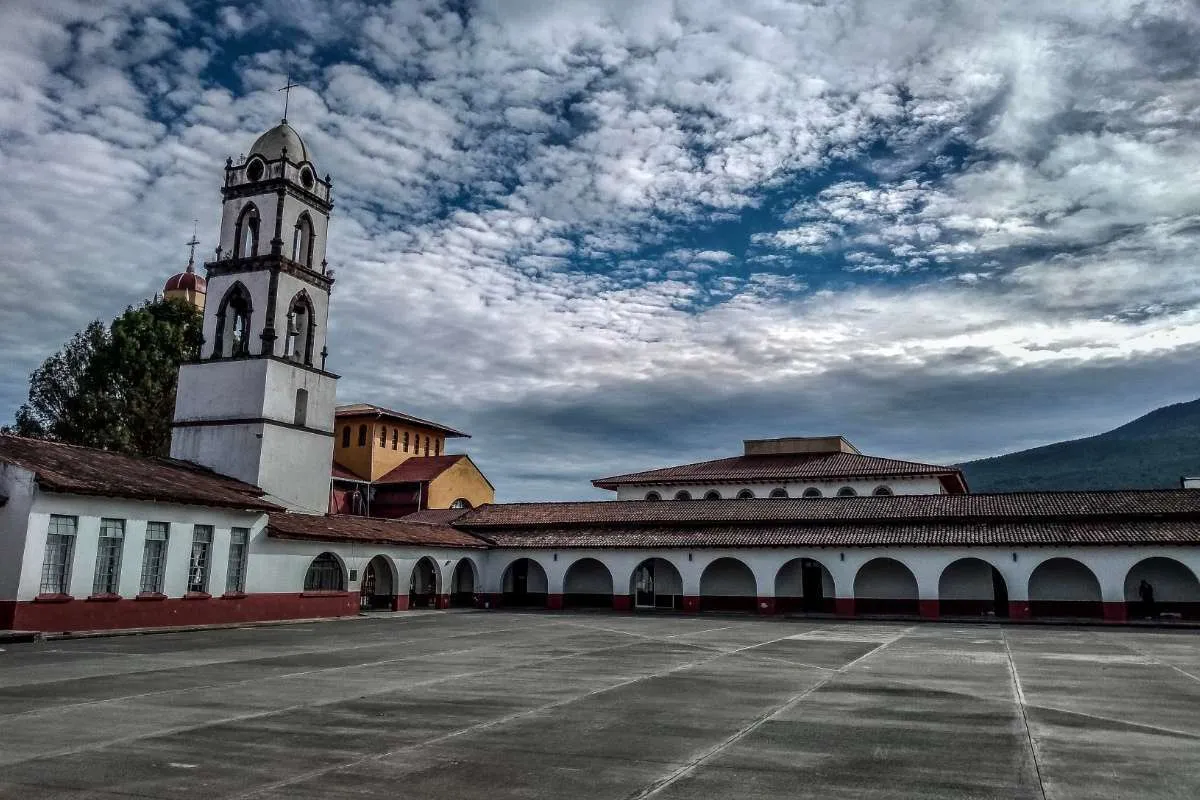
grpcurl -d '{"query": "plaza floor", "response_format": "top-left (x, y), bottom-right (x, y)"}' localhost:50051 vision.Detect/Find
top-left (0, 612), bottom-right (1198, 799)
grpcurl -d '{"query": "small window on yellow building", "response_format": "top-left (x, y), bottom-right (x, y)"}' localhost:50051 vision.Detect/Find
top-left (403, 431), bottom-right (410, 451)
top-left (379, 426), bottom-right (387, 447)
top-left (392, 429), bottom-right (398, 450)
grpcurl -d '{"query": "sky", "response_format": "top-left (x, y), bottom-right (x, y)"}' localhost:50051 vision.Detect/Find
top-left (2, 0), bottom-right (1200, 501)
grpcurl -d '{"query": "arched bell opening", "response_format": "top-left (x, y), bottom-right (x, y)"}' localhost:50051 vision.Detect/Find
top-left (629, 558), bottom-right (683, 610)
top-left (938, 558), bottom-right (1009, 618)
top-left (409, 557), bottom-right (439, 610)
top-left (501, 558), bottom-right (548, 607)
top-left (774, 557), bottom-right (836, 614)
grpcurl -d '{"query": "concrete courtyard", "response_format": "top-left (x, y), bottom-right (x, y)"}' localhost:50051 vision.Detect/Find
top-left (0, 612), bottom-right (1198, 799)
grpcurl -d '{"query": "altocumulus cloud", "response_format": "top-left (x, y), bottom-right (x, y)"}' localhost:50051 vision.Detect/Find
top-left (2, 0), bottom-right (1199, 500)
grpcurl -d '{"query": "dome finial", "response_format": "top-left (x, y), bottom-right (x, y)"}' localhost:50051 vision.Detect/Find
top-left (278, 73), bottom-right (300, 125)
top-left (185, 221), bottom-right (199, 273)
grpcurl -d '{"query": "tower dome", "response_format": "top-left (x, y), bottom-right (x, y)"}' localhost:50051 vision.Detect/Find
top-left (164, 236), bottom-right (207, 311)
top-left (249, 121), bottom-right (311, 164)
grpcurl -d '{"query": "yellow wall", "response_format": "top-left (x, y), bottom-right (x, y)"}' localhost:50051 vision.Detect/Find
top-left (426, 456), bottom-right (495, 509)
top-left (333, 416), bottom-right (448, 481)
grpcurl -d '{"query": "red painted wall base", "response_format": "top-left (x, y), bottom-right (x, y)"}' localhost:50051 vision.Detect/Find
top-left (11, 592), bottom-right (358, 634)
top-left (546, 593), bottom-right (564, 610)
top-left (436, 594), bottom-right (451, 609)
top-left (1008, 601), bottom-right (1031, 619)
top-left (835, 598), bottom-right (855, 617)
top-left (919, 599), bottom-right (939, 619)
top-left (682, 595), bottom-right (700, 612)
top-left (756, 597), bottom-right (776, 614)
top-left (393, 594), bottom-right (411, 611)
top-left (1103, 602), bottom-right (1127, 623)
top-left (0, 600), bottom-right (14, 630)
top-left (612, 594), bottom-right (632, 611)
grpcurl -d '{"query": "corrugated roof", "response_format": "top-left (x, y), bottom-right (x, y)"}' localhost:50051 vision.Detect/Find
top-left (335, 403), bottom-right (470, 438)
top-left (267, 512), bottom-right (487, 548)
top-left (0, 434), bottom-right (280, 511)
top-left (456, 490), bottom-right (1200, 529)
top-left (592, 451), bottom-right (963, 488)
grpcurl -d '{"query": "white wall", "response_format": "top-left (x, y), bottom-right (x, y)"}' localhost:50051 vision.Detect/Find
top-left (0, 463), bottom-right (36, 599)
top-left (619, 475), bottom-right (947, 501)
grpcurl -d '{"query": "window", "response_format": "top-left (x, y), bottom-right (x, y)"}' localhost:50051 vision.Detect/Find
top-left (234, 204), bottom-right (260, 258)
top-left (392, 429), bottom-right (398, 450)
top-left (450, 498), bottom-right (472, 509)
top-left (770, 488), bottom-right (789, 498)
top-left (358, 425), bottom-right (367, 446)
top-left (92, 518), bottom-right (125, 596)
top-left (299, 166), bottom-right (315, 190)
top-left (341, 426), bottom-right (350, 447)
top-left (873, 486), bottom-right (894, 496)
top-left (39, 514), bottom-right (77, 595)
top-left (226, 528), bottom-right (249, 594)
top-left (703, 490), bottom-right (722, 500)
top-left (380, 426), bottom-right (387, 447)
top-left (736, 489), bottom-right (755, 499)
top-left (292, 213), bottom-right (314, 267)
top-left (837, 486), bottom-right (858, 497)
top-left (188, 525), bottom-right (214, 594)
top-left (140, 522), bottom-right (169, 595)
top-left (304, 553), bottom-right (345, 591)
top-left (674, 490), bottom-right (692, 500)
top-left (403, 431), bottom-right (410, 451)
top-left (802, 488), bottom-right (822, 498)
top-left (294, 388), bottom-right (308, 427)
top-left (645, 491), bottom-right (662, 501)
top-left (424, 436), bottom-right (430, 456)
top-left (435, 439), bottom-right (442, 456)
top-left (246, 158), bottom-right (265, 182)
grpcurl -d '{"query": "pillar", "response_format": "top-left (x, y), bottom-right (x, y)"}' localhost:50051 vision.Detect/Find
top-left (1103, 602), bottom-right (1128, 623)
top-left (835, 597), bottom-right (855, 617)
top-left (546, 593), bottom-right (564, 610)
top-left (756, 597), bottom-right (776, 615)
top-left (612, 594), bottom-right (632, 611)
top-left (919, 599), bottom-right (939, 620)
top-left (682, 595), bottom-right (700, 612)
top-left (393, 595), bottom-right (410, 611)
top-left (436, 594), bottom-right (450, 609)
top-left (1008, 601), bottom-right (1031, 620)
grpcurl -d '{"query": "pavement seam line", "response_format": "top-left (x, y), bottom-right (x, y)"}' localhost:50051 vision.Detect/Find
top-left (1092, 630), bottom-right (1200, 686)
top-left (1001, 628), bottom-right (1049, 800)
top-left (227, 624), bottom-right (827, 799)
top-left (0, 620), bottom-right (739, 768)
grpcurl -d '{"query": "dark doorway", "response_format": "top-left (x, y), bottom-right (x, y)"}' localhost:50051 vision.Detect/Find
top-left (409, 557), bottom-right (438, 609)
top-left (502, 558), bottom-right (547, 607)
top-left (360, 555), bottom-right (395, 611)
top-left (450, 559), bottom-right (476, 607)
top-left (801, 559), bottom-right (826, 612)
top-left (992, 567), bottom-right (1010, 618)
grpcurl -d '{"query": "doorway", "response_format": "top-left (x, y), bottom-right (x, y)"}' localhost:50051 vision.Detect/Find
top-left (800, 559), bottom-right (826, 612)
top-left (630, 558), bottom-right (682, 609)
top-left (360, 555), bottom-right (395, 611)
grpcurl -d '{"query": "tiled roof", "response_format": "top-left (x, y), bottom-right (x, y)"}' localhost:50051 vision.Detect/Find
top-left (0, 434), bottom-right (280, 511)
top-left (403, 507), bottom-right (471, 524)
top-left (592, 452), bottom-right (963, 488)
top-left (456, 490), bottom-right (1200, 529)
top-left (335, 403), bottom-right (469, 438)
top-left (375, 454), bottom-right (464, 484)
top-left (267, 512), bottom-right (486, 548)
top-left (477, 520), bottom-right (1200, 549)
top-left (330, 461), bottom-right (364, 481)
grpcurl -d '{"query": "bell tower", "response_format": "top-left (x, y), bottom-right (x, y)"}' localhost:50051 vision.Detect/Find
top-left (170, 117), bottom-right (338, 514)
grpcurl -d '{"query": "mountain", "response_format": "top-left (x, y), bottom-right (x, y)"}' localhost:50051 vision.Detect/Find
top-left (958, 399), bottom-right (1200, 492)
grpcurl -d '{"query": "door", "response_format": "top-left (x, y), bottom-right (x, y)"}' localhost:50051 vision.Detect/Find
top-left (801, 559), bottom-right (825, 613)
top-left (511, 559), bottom-right (529, 604)
top-left (634, 563), bottom-right (655, 608)
top-left (360, 562), bottom-right (377, 610)
top-left (991, 567), bottom-right (1010, 618)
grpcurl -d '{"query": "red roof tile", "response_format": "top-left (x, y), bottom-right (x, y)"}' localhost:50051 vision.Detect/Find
top-left (374, 454), bottom-right (464, 484)
top-left (330, 461), bottom-right (363, 481)
top-left (593, 452), bottom-right (963, 488)
top-left (0, 434), bottom-right (280, 511)
top-left (456, 490), bottom-right (1200, 529)
top-left (267, 512), bottom-right (487, 548)
top-left (335, 403), bottom-right (469, 437)
top-left (402, 508), bottom-right (471, 524)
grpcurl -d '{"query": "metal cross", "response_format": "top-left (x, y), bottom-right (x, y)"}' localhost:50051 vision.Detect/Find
top-left (186, 222), bottom-right (200, 268)
top-left (278, 75), bottom-right (300, 122)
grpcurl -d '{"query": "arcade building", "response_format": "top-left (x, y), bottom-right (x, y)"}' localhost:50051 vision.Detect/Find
top-left (2, 118), bottom-right (1199, 634)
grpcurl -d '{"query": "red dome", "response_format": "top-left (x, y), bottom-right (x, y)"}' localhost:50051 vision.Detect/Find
top-left (164, 268), bottom-right (206, 294)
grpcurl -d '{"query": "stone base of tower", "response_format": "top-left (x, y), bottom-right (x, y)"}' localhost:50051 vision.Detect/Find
top-left (171, 357), bottom-right (337, 514)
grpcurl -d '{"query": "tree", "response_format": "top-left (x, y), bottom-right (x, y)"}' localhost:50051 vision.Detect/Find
top-left (13, 298), bottom-right (203, 456)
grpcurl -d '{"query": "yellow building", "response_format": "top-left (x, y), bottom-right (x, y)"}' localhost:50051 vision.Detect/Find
top-left (330, 403), bottom-right (494, 517)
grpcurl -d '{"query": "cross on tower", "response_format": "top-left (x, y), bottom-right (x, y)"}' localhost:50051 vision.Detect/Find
top-left (278, 75), bottom-right (300, 123)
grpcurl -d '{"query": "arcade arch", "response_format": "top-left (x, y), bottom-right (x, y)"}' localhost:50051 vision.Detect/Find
top-left (629, 558), bottom-right (683, 610)
top-left (450, 558), bottom-right (479, 608)
top-left (1124, 557), bottom-right (1200, 620)
top-left (774, 558), bottom-right (835, 613)
top-left (501, 558), bottom-right (549, 607)
top-left (699, 557), bottom-right (757, 612)
top-left (938, 557), bottom-right (1008, 618)
top-left (359, 555), bottom-right (396, 611)
top-left (563, 558), bottom-right (614, 608)
top-left (853, 557), bottom-right (918, 615)
top-left (409, 557), bottom-right (439, 610)
top-left (1028, 558), bottom-right (1102, 618)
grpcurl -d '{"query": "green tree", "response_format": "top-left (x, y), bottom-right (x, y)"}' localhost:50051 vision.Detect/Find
top-left (13, 298), bottom-right (203, 456)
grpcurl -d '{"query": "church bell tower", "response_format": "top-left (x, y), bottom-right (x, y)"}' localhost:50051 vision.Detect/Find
top-left (170, 116), bottom-right (338, 514)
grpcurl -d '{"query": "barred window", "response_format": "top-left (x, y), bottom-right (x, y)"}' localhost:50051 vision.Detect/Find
top-left (380, 426), bottom-right (387, 447)
top-left (392, 429), bottom-right (398, 450)
top-left (304, 552), bottom-right (345, 592)
top-left (39, 515), bottom-right (77, 595)
top-left (140, 522), bottom-right (169, 595)
top-left (92, 518), bottom-right (125, 595)
top-left (188, 525), bottom-right (214, 594)
top-left (403, 431), bottom-right (410, 452)
top-left (226, 528), bottom-right (250, 594)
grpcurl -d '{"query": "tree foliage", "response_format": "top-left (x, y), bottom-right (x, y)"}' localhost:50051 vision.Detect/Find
top-left (14, 298), bottom-right (203, 456)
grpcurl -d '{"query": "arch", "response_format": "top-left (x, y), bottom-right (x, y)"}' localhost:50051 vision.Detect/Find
top-left (392, 429), bottom-right (398, 450)
top-left (769, 488), bottom-right (788, 498)
top-left (449, 498), bottom-right (472, 510)
top-left (703, 490), bottom-right (722, 500)
top-left (450, 558), bottom-right (479, 607)
top-left (245, 157), bottom-right (265, 183)
top-left (285, 290), bottom-right (316, 366)
top-left (563, 558), bottom-right (614, 608)
top-left (359, 555), bottom-right (397, 611)
top-left (292, 211), bottom-right (315, 267)
top-left (837, 486), bottom-right (858, 497)
top-left (358, 424), bottom-right (367, 447)
top-left (501, 557), bottom-right (549, 607)
top-left (1028, 557), bottom-right (1102, 618)
top-left (293, 388), bottom-right (308, 427)
top-left (774, 557), bottom-right (836, 613)
top-left (213, 282), bottom-right (253, 358)
top-left (674, 490), bottom-right (692, 500)
top-left (873, 485), bottom-right (894, 496)
top-left (644, 491), bottom-right (662, 501)
top-left (699, 557), bottom-right (757, 612)
top-left (802, 488), bottom-right (822, 498)
top-left (736, 489), bottom-right (755, 499)
top-left (409, 556), bottom-right (440, 609)
top-left (629, 558), bottom-right (683, 610)
top-left (1124, 557), bottom-right (1200, 620)
top-left (341, 426), bottom-right (350, 448)
top-left (938, 558), bottom-right (1008, 618)
top-left (854, 557), bottom-right (918, 615)
top-left (303, 552), bottom-right (345, 592)
top-left (234, 203), bottom-right (261, 258)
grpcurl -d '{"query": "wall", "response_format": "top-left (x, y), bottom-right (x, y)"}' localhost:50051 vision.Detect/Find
top-left (426, 457), bottom-right (494, 509)
top-left (201, 271), bottom-right (274, 359)
top-left (616, 475), bottom-right (947, 501)
top-left (332, 417), bottom-right (447, 481)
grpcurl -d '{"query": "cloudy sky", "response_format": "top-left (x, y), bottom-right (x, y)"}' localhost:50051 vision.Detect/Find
top-left (2, 0), bottom-right (1200, 500)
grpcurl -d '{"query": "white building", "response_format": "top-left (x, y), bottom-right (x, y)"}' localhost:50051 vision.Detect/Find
top-left (3, 118), bottom-right (1199, 634)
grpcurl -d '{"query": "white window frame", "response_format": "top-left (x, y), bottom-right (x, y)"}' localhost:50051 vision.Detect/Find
top-left (140, 522), bottom-right (170, 595)
top-left (39, 515), bottom-right (77, 595)
top-left (188, 525), bottom-right (214, 594)
top-left (226, 527), bottom-right (250, 594)
top-left (92, 518), bottom-right (125, 596)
